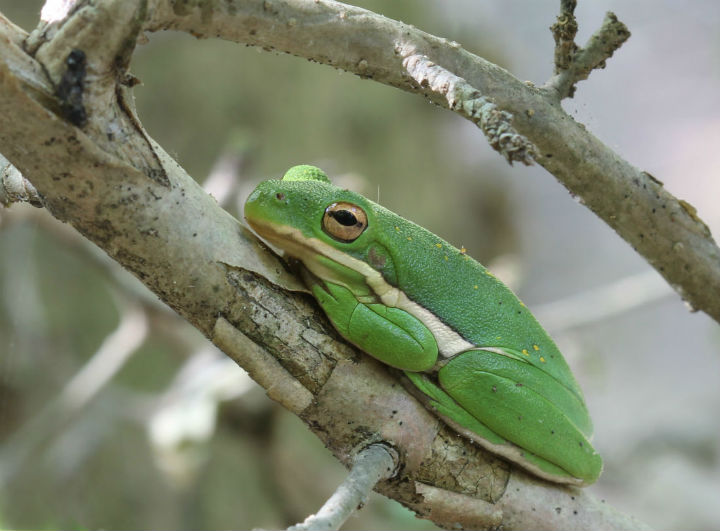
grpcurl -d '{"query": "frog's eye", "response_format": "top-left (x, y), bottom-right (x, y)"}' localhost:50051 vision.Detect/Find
top-left (323, 202), bottom-right (368, 242)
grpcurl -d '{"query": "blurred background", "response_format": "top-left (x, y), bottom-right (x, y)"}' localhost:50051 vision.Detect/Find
top-left (1, 1), bottom-right (719, 529)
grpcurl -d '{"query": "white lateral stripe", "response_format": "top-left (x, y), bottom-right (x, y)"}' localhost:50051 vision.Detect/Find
top-left (249, 219), bottom-right (474, 358)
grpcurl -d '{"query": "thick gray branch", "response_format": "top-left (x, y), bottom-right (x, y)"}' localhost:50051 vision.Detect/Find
top-left (141, 0), bottom-right (720, 324)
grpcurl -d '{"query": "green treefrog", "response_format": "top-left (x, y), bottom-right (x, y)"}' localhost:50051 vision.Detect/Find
top-left (244, 165), bottom-right (602, 486)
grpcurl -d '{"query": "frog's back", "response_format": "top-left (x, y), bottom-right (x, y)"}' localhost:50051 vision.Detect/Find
top-left (371, 206), bottom-right (586, 403)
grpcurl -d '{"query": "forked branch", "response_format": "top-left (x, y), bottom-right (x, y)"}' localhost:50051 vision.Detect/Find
top-left (140, 0), bottom-right (720, 325)
top-left (0, 0), bottom-right (705, 529)
top-left (547, 3), bottom-right (631, 99)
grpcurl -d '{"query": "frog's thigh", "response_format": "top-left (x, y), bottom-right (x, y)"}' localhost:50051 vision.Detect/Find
top-left (439, 351), bottom-right (601, 482)
top-left (404, 371), bottom-right (570, 481)
top-left (312, 282), bottom-right (437, 371)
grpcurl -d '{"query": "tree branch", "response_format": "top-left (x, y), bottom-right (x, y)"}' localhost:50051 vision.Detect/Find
top-left (547, 8), bottom-right (631, 99)
top-left (0, 0), bottom-right (692, 528)
top-left (401, 53), bottom-right (536, 165)
top-left (550, 0), bottom-right (579, 74)
top-left (139, 0), bottom-right (720, 324)
top-left (288, 444), bottom-right (398, 531)
top-left (0, 291), bottom-right (147, 488)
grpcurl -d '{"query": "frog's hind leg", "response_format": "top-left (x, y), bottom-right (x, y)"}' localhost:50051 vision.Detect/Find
top-left (404, 371), bottom-right (586, 486)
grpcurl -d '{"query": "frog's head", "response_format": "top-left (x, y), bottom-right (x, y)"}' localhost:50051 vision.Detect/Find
top-left (244, 165), bottom-right (398, 299)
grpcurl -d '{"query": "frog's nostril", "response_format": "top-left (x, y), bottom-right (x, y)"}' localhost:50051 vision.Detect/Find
top-left (275, 192), bottom-right (285, 201)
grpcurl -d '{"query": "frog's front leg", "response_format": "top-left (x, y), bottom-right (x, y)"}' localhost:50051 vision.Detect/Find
top-left (310, 281), bottom-right (439, 372)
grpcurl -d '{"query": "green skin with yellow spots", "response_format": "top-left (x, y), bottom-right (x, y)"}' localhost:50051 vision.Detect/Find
top-left (244, 165), bottom-right (602, 485)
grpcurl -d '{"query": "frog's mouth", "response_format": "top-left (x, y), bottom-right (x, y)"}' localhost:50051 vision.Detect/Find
top-left (245, 216), bottom-right (476, 359)
top-left (245, 216), bottom-right (327, 269)
top-left (246, 215), bottom-right (393, 300)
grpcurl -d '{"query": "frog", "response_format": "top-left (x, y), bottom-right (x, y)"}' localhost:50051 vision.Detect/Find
top-left (244, 165), bottom-right (602, 485)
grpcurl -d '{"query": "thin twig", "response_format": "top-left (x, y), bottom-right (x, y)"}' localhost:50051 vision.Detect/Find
top-left (573, 12), bottom-right (631, 77)
top-left (547, 10), bottom-right (631, 98)
top-left (0, 292), bottom-right (147, 488)
top-left (202, 132), bottom-right (256, 208)
top-left (551, 0), bottom-right (579, 73)
top-left (147, 347), bottom-right (258, 485)
top-left (287, 444), bottom-right (397, 531)
top-left (534, 269), bottom-right (674, 331)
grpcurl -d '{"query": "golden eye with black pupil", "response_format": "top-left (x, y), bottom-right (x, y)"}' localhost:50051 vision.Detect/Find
top-left (322, 202), bottom-right (368, 242)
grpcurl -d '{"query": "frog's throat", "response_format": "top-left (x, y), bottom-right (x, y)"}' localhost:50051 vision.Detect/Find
top-left (248, 218), bottom-right (474, 358)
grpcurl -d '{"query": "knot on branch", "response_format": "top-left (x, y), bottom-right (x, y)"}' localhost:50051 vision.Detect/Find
top-left (56, 49), bottom-right (88, 127)
top-left (402, 53), bottom-right (536, 166)
top-left (548, 6), bottom-right (630, 99)
top-left (465, 99), bottom-right (537, 165)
